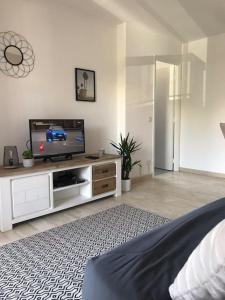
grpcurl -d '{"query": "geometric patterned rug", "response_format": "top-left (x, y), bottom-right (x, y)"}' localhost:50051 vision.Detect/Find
top-left (0, 204), bottom-right (170, 300)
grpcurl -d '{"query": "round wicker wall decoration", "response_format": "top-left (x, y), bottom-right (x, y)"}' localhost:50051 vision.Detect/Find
top-left (0, 31), bottom-right (35, 78)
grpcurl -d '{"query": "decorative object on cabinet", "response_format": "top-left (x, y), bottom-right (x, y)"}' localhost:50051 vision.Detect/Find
top-left (3, 146), bottom-right (19, 169)
top-left (22, 140), bottom-right (34, 168)
top-left (75, 68), bottom-right (96, 102)
top-left (98, 148), bottom-right (105, 158)
top-left (22, 149), bottom-right (34, 168)
top-left (0, 31), bottom-right (35, 78)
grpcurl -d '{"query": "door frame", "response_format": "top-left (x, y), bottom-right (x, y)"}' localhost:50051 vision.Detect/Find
top-left (152, 56), bottom-right (182, 176)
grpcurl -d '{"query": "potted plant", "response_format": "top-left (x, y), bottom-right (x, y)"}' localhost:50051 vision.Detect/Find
top-left (111, 133), bottom-right (141, 192)
top-left (22, 148), bottom-right (34, 168)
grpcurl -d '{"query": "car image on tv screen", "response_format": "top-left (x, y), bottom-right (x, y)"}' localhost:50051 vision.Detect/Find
top-left (30, 119), bottom-right (85, 158)
top-left (46, 126), bottom-right (67, 142)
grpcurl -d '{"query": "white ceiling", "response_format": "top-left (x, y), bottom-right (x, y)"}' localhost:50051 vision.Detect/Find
top-left (139, 0), bottom-right (225, 41)
top-left (178, 0), bottom-right (225, 38)
top-left (57, 0), bottom-right (121, 25)
top-left (59, 0), bottom-right (225, 42)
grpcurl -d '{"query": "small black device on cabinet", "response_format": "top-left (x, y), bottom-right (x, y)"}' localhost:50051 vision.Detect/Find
top-left (53, 171), bottom-right (85, 189)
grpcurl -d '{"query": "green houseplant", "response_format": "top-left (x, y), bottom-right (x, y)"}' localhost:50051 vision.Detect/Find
top-left (111, 133), bottom-right (141, 192)
top-left (22, 146), bottom-right (34, 168)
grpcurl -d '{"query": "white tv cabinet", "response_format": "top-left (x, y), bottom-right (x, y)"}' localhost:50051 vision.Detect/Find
top-left (0, 154), bottom-right (121, 232)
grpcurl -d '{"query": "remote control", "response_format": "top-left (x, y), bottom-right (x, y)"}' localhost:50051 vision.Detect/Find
top-left (85, 155), bottom-right (99, 160)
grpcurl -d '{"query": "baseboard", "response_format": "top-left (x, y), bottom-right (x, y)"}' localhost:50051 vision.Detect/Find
top-left (179, 167), bottom-right (225, 179)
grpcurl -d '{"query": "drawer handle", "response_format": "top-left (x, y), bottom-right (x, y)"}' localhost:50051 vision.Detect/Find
top-left (102, 184), bottom-right (109, 188)
top-left (102, 169), bottom-right (109, 173)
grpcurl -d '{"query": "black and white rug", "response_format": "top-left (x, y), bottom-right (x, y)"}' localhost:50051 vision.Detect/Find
top-left (0, 204), bottom-right (169, 300)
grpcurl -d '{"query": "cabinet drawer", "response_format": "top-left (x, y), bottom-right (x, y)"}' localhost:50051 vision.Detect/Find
top-left (93, 163), bottom-right (116, 180)
top-left (12, 174), bottom-right (50, 218)
top-left (93, 177), bottom-right (116, 196)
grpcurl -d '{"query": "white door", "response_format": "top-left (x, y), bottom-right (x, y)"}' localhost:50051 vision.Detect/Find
top-left (155, 62), bottom-right (174, 171)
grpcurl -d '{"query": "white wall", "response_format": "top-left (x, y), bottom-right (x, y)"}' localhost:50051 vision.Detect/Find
top-left (126, 21), bottom-right (182, 176)
top-left (126, 63), bottom-right (154, 176)
top-left (116, 23), bottom-right (127, 140)
top-left (0, 0), bottom-right (118, 163)
top-left (126, 22), bottom-right (182, 57)
top-left (180, 34), bottom-right (225, 174)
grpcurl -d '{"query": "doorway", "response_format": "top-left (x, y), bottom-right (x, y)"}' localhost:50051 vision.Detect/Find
top-left (154, 59), bottom-right (181, 175)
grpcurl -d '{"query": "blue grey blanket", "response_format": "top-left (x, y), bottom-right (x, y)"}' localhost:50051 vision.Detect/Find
top-left (83, 198), bottom-right (225, 300)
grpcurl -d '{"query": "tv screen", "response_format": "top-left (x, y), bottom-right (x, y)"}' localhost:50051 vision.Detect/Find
top-left (29, 119), bottom-right (85, 159)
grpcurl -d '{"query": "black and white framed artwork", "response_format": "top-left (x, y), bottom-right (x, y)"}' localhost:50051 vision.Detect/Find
top-left (75, 68), bottom-right (96, 102)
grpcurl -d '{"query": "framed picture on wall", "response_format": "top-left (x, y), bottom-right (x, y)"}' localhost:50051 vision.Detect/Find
top-left (75, 68), bottom-right (96, 102)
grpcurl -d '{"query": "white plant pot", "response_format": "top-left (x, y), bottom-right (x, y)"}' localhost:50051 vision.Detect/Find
top-left (122, 179), bottom-right (131, 192)
top-left (22, 158), bottom-right (34, 168)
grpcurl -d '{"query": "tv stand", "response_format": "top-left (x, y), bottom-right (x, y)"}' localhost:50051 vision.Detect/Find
top-left (43, 155), bottom-right (73, 163)
top-left (0, 154), bottom-right (121, 232)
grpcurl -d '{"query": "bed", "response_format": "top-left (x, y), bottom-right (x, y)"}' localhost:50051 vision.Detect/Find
top-left (83, 198), bottom-right (225, 300)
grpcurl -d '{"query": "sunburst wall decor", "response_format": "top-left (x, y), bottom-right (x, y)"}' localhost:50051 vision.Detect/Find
top-left (0, 31), bottom-right (35, 78)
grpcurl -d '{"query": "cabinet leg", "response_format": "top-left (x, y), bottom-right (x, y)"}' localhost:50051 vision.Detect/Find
top-left (0, 222), bottom-right (13, 232)
top-left (0, 179), bottom-right (13, 232)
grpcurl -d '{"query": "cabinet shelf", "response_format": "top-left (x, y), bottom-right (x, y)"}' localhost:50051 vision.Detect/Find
top-left (54, 194), bottom-right (90, 211)
top-left (53, 180), bottom-right (89, 192)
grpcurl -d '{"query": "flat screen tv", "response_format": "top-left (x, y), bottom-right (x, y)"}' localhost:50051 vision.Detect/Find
top-left (29, 119), bottom-right (85, 160)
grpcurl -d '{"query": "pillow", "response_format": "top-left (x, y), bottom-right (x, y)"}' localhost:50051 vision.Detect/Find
top-left (169, 219), bottom-right (225, 300)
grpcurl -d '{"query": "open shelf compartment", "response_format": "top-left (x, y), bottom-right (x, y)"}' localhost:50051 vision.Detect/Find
top-left (52, 166), bottom-right (92, 210)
